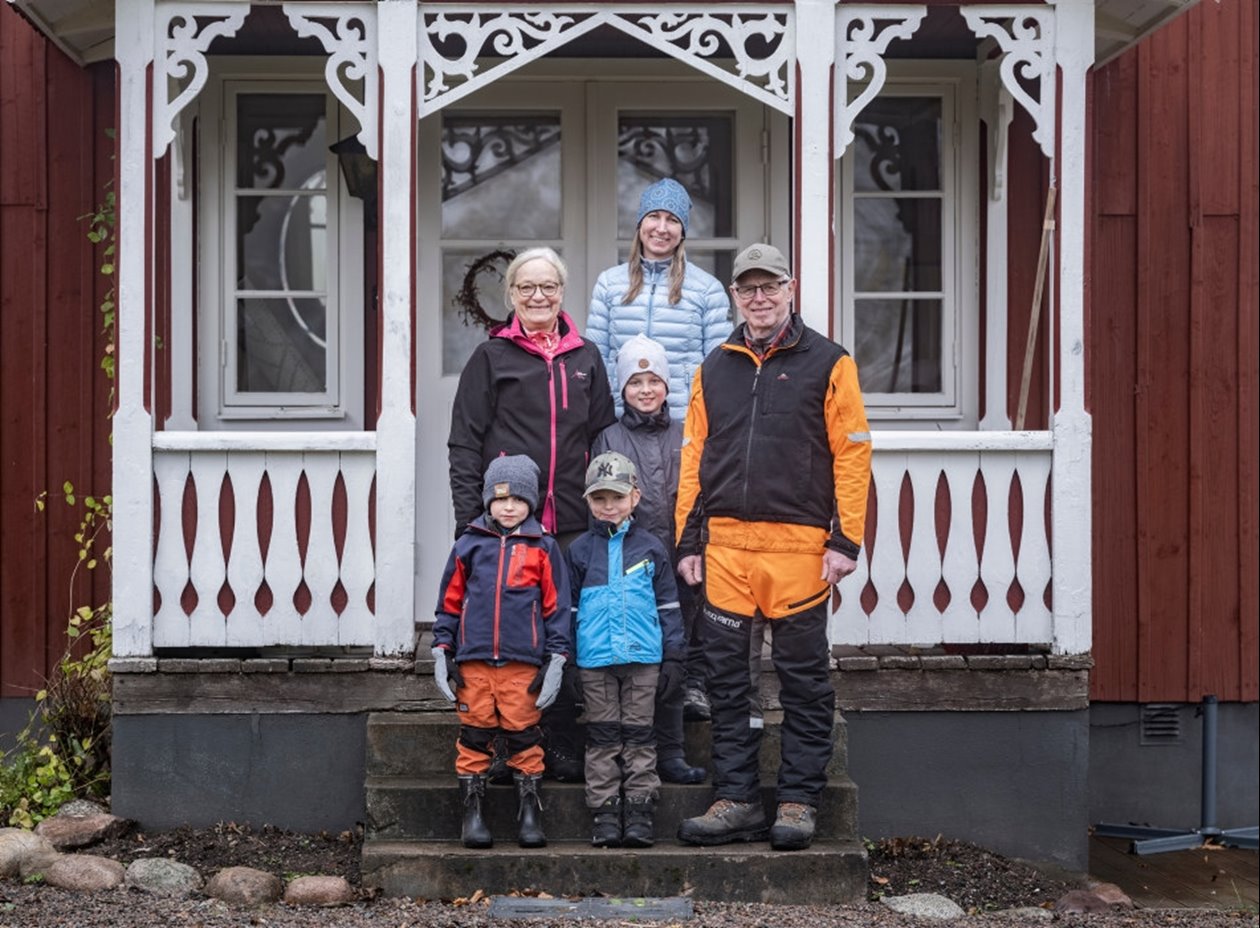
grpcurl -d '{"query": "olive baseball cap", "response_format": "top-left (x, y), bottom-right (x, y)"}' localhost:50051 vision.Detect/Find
top-left (731, 243), bottom-right (791, 282)
top-left (584, 451), bottom-right (638, 497)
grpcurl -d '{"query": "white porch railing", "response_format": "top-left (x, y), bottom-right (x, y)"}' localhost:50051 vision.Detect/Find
top-left (151, 432), bottom-right (376, 649)
top-left (834, 431), bottom-right (1054, 647)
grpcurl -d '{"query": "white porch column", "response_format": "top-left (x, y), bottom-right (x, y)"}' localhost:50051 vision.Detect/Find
top-left (1051, 0), bottom-right (1094, 654)
top-left (794, 0), bottom-right (836, 335)
top-left (112, 0), bottom-right (156, 657)
top-left (374, 0), bottom-right (418, 655)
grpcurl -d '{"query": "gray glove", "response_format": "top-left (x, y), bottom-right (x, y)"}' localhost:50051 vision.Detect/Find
top-left (529, 653), bottom-right (567, 710)
top-left (431, 647), bottom-right (462, 703)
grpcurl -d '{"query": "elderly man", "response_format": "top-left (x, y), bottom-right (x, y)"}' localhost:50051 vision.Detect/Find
top-left (674, 243), bottom-right (871, 851)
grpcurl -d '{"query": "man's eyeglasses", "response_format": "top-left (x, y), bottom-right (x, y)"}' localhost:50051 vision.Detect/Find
top-left (732, 279), bottom-right (788, 299)
top-left (513, 282), bottom-right (562, 298)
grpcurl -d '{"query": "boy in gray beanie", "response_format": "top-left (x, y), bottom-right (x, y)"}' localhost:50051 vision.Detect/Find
top-left (429, 454), bottom-right (571, 849)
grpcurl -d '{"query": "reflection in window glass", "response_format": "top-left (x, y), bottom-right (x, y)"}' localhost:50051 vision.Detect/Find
top-left (854, 299), bottom-right (942, 394)
top-left (237, 188), bottom-right (328, 292)
top-left (236, 297), bottom-right (327, 393)
top-left (852, 98), bottom-right (941, 193)
top-left (441, 115), bottom-right (562, 239)
top-left (236, 95), bottom-right (327, 191)
top-left (853, 199), bottom-right (941, 293)
top-left (616, 115), bottom-right (733, 240)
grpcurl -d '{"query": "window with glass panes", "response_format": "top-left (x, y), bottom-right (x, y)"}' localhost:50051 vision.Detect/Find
top-left (225, 88), bottom-right (340, 409)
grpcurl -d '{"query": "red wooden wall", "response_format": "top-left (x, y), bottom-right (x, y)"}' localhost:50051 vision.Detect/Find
top-left (1090, 0), bottom-right (1259, 703)
top-left (0, 4), bottom-right (114, 699)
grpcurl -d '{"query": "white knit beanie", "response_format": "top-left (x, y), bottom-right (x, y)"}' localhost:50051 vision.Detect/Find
top-left (616, 334), bottom-right (671, 395)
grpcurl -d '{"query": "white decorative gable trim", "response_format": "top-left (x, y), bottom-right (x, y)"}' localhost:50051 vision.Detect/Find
top-left (833, 5), bottom-right (927, 157)
top-left (284, 3), bottom-right (379, 159)
top-left (153, 1), bottom-right (249, 158)
top-left (961, 5), bottom-right (1057, 160)
top-left (417, 5), bottom-right (794, 118)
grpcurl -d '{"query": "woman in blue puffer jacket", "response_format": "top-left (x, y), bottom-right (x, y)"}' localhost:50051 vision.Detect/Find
top-left (586, 178), bottom-right (732, 420)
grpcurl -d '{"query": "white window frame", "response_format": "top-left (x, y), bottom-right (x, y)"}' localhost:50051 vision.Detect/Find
top-left (195, 62), bottom-right (365, 428)
top-left (837, 63), bottom-right (979, 424)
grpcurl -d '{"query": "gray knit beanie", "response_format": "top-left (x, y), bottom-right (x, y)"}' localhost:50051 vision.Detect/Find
top-left (616, 334), bottom-right (671, 396)
top-left (483, 455), bottom-right (539, 511)
top-left (636, 178), bottom-right (691, 237)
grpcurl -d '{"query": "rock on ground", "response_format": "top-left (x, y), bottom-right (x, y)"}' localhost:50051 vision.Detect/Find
top-left (35, 810), bottom-right (132, 850)
top-left (1055, 882), bottom-right (1135, 914)
top-left (283, 874), bottom-right (355, 905)
top-left (0, 828), bottom-right (60, 879)
top-left (125, 857), bottom-right (204, 896)
top-left (880, 893), bottom-right (967, 920)
top-left (42, 854), bottom-right (126, 891)
top-left (994, 906), bottom-right (1054, 920)
top-left (205, 865), bottom-right (284, 905)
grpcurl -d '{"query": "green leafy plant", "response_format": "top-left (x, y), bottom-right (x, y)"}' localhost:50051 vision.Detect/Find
top-left (81, 147), bottom-right (116, 391)
top-left (2, 489), bottom-right (112, 827)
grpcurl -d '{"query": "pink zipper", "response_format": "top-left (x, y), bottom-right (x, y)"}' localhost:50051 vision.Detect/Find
top-left (559, 359), bottom-right (569, 410)
top-left (543, 359), bottom-right (558, 533)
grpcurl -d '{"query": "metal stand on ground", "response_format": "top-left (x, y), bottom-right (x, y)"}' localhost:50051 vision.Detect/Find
top-left (1095, 695), bottom-right (1259, 855)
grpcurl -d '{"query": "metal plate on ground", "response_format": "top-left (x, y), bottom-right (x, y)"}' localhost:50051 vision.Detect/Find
top-left (487, 896), bottom-right (694, 920)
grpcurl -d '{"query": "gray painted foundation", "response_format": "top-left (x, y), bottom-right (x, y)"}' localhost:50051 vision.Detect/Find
top-left (1, 698), bottom-right (35, 753)
top-left (846, 710), bottom-right (1091, 871)
top-left (111, 713), bottom-right (367, 832)
top-left (1089, 701), bottom-right (1259, 832)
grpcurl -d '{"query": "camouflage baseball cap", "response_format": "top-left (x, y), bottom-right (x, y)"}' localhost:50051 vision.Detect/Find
top-left (584, 451), bottom-right (638, 497)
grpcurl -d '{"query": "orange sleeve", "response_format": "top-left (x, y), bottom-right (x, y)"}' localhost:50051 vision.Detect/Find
top-left (825, 354), bottom-right (872, 555)
top-left (674, 366), bottom-right (709, 553)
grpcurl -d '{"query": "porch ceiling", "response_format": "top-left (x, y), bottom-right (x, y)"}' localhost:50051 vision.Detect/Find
top-left (5, 0), bottom-right (1203, 83)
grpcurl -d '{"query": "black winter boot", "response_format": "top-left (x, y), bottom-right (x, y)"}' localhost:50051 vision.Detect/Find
top-left (514, 773), bottom-right (546, 848)
top-left (590, 797), bottom-right (622, 848)
top-left (622, 797), bottom-right (656, 848)
top-left (458, 775), bottom-right (492, 849)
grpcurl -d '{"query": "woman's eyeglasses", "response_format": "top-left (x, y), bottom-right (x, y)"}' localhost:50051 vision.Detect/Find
top-left (732, 280), bottom-right (787, 299)
top-left (513, 282), bottom-right (562, 298)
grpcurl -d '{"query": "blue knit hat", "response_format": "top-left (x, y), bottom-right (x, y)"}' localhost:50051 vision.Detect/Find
top-left (636, 178), bottom-right (692, 237)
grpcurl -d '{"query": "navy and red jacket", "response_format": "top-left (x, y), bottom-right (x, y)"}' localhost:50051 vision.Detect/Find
top-left (432, 514), bottom-right (571, 666)
top-left (448, 312), bottom-right (616, 538)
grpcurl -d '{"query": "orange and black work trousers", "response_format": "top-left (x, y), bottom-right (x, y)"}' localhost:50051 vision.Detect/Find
top-left (454, 660), bottom-right (544, 777)
top-left (701, 543), bottom-right (835, 807)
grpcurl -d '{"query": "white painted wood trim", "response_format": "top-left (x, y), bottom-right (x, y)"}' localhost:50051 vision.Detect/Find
top-left (793, 0), bottom-right (836, 336)
top-left (1050, 0), bottom-right (1093, 655)
top-left (871, 430), bottom-right (1052, 452)
top-left (375, 0), bottom-right (419, 656)
top-left (979, 59), bottom-right (1013, 431)
top-left (153, 431), bottom-right (377, 452)
top-left (113, 0), bottom-right (157, 657)
top-left (834, 4), bottom-right (928, 158)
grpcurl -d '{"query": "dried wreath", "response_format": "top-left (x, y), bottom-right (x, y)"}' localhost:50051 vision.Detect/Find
top-left (453, 248), bottom-right (517, 332)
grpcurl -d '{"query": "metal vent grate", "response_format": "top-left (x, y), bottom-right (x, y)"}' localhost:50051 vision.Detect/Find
top-left (1140, 703), bottom-right (1183, 745)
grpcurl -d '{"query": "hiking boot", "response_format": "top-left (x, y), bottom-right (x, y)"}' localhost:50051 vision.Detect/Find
top-left (769, 801), bottom-right (816, 850)
top-left (658, 755), bottom-right (706, 784)
top-left (590, 797), bottom-right (622, 848)
top-left (542, 742), bottom-right (585, 782)
top-left (677, 798), bottom-right (768, 846)
top-left (457, 775), bottom-right (492, 849)
top-left (514, 773), bottom-right (546, 848)
top-left (622, 797), bottom-right (656, 848)
top-left (683, 685), bottom-right (711, 721)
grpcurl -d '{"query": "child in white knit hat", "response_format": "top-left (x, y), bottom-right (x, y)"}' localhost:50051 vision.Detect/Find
top-left (591, 334), bottom-right (708, 787)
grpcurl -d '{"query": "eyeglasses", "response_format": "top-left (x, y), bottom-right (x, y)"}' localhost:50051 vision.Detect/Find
top-left (732, 279), bottom-right (788, 299)
top-left (513, 282), bottom-right (562, 298)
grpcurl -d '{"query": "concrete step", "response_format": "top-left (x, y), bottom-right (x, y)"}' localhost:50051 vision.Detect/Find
top-left (362, 838), bottom-right (868, 904)
top-left (366, 709), bottom-right (849, 778)
top-left (365, 777), bottom-right (859, 843)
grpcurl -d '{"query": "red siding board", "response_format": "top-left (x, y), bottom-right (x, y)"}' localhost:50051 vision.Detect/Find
top-left (1092, 0), bottom-right (1258, 703)
top-left (1, 4), bottom-right (114, 695)
top-left (1006, 109), bottom-right (1051, 428)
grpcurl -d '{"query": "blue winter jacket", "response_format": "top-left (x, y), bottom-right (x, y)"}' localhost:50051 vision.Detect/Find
top-left (586, 258), bottom-right (732, 419)
top-left (432, 514), bottom-right (571, 666)
top-left (566, 518), bottom-right (686, 670)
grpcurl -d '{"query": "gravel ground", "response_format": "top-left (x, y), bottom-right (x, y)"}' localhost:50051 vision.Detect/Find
top-left (1, 825), bottom-right (1256, 928)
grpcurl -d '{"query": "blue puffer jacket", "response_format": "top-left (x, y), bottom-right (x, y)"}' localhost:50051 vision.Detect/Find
top-left (586, 259), bottom-right (732, 419)
top-left (566, 518), bottom-right (685, 669)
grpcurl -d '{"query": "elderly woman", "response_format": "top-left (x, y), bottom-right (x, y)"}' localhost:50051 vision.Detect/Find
top-left (449, 247), bottom-right (616, 544)
top-left (586, 178), bottom-right (732, 420)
